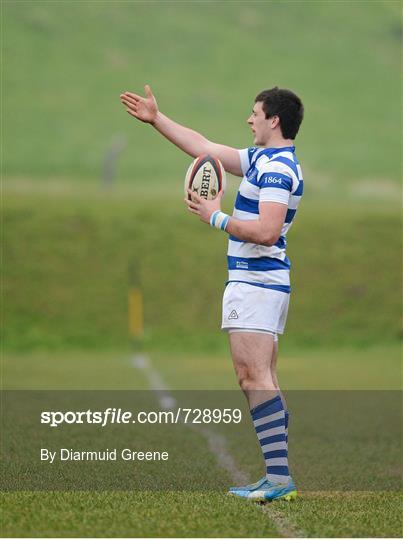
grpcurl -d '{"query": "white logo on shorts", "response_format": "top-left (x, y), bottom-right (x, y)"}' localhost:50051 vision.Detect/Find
top-left (228, 310), bottom-right (239, 320)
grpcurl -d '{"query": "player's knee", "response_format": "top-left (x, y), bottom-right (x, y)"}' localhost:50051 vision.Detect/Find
top-left (235, 365), bottom-right (250, 389)
top-left (238, 372), bottom-right (259, 392)
top-left (237, 366), bottom-right (276, 393)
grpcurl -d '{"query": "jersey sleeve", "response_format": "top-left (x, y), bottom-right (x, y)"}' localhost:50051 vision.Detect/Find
top-left (238, 147), bottom-right (258, 176)
top-left (257, 164), bottom-right (293, 205)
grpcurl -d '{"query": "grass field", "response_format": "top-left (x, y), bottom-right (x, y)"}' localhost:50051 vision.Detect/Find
top-left (4, 184), bottom-right (401, 537)
top-left (3, 0), bottom-right (402, 537)
top-left (2, 186), bottom-right (402, 537)
top-left (2, 348), bottom-right (402, 537)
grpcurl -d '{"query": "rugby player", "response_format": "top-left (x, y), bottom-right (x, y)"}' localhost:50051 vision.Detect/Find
top-left (120, 86), bottom-right (304, 502)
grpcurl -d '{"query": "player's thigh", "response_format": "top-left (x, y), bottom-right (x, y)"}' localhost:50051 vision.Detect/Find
top-left (229, 331), bottom-right (275, 380)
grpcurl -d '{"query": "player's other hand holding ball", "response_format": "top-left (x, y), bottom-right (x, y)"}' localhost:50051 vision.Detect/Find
top-left (120, 85), bottom-right (158, 124)
top-left (185, 189), bottom-right (224, 224)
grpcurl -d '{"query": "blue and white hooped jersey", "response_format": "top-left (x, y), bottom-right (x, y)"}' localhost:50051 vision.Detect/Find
top-left (227, 146), bottom-right (304, 293)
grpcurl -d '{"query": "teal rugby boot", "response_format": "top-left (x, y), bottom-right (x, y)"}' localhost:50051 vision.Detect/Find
top-left (229, 477), bottom-right (297, 502)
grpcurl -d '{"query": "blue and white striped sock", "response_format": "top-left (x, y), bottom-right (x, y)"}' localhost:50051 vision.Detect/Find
top-left (285, 409), bottom-right (289, 444)
top-left (251, 395), bottom-right (291, 484)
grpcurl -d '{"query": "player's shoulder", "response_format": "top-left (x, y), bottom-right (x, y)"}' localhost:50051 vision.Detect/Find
top-left (256, 149), bottom-right (302, 193)
top-left (257, 149), bottom-right (298, 179)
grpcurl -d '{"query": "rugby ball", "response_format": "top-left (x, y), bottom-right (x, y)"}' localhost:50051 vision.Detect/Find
top-left (184, 155), bottom-right (226, 200)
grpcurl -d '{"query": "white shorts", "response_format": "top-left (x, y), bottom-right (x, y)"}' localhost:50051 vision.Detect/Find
top-left (221, 282), bottom-right (290, 335)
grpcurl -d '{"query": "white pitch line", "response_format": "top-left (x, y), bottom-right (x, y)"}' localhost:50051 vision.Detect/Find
top-left (131, 352), bottom-right (305, 538)
top-left (132, 353), bottom-right (177, 410)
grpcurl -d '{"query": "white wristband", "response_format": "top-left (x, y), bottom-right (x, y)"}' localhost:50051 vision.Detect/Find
top-left (210, 211), bottom-right (230, 231)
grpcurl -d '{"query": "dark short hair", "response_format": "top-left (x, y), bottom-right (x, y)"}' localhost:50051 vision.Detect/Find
top-left (255, 87), bottom-right (304, 139)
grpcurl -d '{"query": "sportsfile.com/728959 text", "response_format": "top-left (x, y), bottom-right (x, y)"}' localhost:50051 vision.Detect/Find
top-left (40, 408), bottom-right (243, 427)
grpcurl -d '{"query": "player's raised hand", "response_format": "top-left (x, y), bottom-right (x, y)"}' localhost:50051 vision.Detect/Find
top-left (120, 85), bottom-right (158, 124)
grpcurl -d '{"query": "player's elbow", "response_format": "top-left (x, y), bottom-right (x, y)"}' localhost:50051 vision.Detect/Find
top-left (259, 231), bottom-right (280, 247)
top-left (261, 236), bottom-right (279, 247)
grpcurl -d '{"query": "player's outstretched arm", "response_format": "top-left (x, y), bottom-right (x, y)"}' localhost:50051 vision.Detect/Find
top-left (120, 85), bottom-right (243, 177)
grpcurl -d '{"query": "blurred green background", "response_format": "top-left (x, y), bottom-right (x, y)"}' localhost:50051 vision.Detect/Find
top-left (3, 0), bottom-right (402, 371)
top-left (2, 2), bottom-right (402, 537)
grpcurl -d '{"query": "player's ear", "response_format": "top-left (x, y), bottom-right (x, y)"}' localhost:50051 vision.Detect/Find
top-left (271, 115), bottom-right (280, 129)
